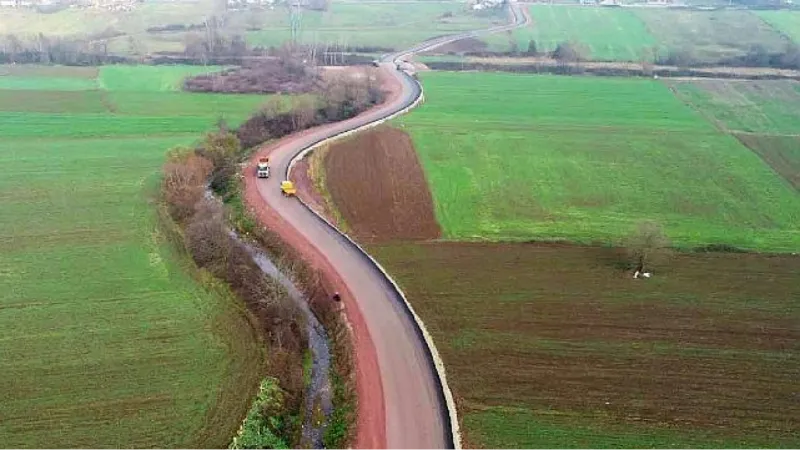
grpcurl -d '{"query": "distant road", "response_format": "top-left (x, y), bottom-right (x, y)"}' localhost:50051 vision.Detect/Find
top-left (247, 4), bottom-right (528, 447)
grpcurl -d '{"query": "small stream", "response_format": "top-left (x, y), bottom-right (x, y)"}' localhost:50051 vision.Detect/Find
top-left (204, 191), bottom-right (333, 448)
top-left (234, 232), bottom-right (333, 448)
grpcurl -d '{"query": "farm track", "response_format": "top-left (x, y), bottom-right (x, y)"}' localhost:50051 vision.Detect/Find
top-left (243, 3), bottom-right (529, 448)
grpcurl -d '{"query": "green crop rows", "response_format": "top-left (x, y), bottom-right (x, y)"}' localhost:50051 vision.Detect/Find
top-left (397, 72), bottom-right (800, 251)
top-left (488, 5), bottom-right (657, 61)
top-left (246, 1), bottom-right (505, 51)
top-left (670, 79), bottom-right (800, 135)
top-left (756, 10), bottom-right (800, 44)
top-left (0, 65), bottom-right (266, 447)
top-left (633, 9), bottom-right (787, 63)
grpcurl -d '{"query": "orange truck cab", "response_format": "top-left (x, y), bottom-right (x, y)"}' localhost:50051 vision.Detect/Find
top-left (256, 157), bottom-right (270, 178)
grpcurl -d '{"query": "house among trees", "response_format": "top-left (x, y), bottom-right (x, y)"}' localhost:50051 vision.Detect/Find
top-left (471, 0), bottom-right (505, 10)
top-left (0, 0), bottom-right (35, 7)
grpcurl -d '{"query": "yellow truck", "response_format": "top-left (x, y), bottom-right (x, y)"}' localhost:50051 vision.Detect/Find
top-left (280, 180), bottom-right (297, 196)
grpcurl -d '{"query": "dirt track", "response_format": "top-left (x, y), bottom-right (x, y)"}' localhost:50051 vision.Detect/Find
top-left (242, 3), bottom-right (529, 448)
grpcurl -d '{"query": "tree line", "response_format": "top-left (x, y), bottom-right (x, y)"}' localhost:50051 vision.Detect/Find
top-left (477, 36), bottom-right (800, 70)
top-left (0, 33), bottom-right (127, 65)
top-left (159, 68), bottom-right (381, 446)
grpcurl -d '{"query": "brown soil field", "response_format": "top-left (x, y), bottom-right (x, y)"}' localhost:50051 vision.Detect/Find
top-left (323, 126), bottom-right (440, 242)
top-left (423, 37), bottom-right (489, 54)
top-left (735, 133), bottom-right (800, 191)
top-left (369, 242), bottom-right (800, 448)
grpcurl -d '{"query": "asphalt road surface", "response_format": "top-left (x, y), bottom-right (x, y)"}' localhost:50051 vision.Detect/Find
top-left (253, 5), bottom-right (528, 447)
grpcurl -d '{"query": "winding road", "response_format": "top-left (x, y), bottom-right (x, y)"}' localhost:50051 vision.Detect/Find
top-left (246, 4), bottom-right (528, 448)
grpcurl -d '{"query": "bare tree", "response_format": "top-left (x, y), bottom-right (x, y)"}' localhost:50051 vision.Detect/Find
top-left (290, 95), bottom-right (318, 131)
top-left (183, 32), bottom-right (208, 62)
top-left (202, 129), bottom-right (241, 168)
top-left (552, 40), bottom-right (587, 63)
top-left (185, 201), bottom-right (231, 275)
top-left (526, 39), bottom-right (538, 56)
top-left (162, 150), bottom-right (214, 221)
top-left (640, 46), bottom-right (657, 76)
top-left (261, 95), bottom-right (286, 119)
top-left (659, 47), bottom-right (696, 69)
top-left (626, 220), bottom-right (670, 275)
top-left (127, 36), bottom-right (145, 60)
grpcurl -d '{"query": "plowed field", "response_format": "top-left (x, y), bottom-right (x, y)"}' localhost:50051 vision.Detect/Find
top-left (370, 242), bottom-right (800, 448)
top-left (324, 126), bottom-right (440, 242)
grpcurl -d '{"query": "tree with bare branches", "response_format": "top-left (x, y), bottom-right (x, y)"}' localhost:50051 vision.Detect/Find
top-left (161, 150), bottom-right (213, 222)
top-left (626, 220), bottom-right (670, 276)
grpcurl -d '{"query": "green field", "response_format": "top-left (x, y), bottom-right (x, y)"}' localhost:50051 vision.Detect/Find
top-left (0, 1), bottom-right (213, 54)
top-left (670, 80), bottom-right (800, 134)
top-left (668, 79), bottom-right (800, 192)
top-left (464, 409), bottom-right (793, 449)
top-left (735, 134), bottom-right (800, 191)
top-left (246, 1), bottom-right (505, 50)
top-left (487, 5), bottom-right (657, 61)
top-left (0, 65), bottom-right (268, 447)
top-left (0, 0), bottom-right (502, 55)
top-left (756, 10), bottom-right (800, 44)
top-left (396, 72), bottom-right (800, 251)
top-left (633, 9), bottom-right (788, 63)
top-left (369, 243), bottom-right (800, 449)
top-left (0, 76), bottom-right (97, 91)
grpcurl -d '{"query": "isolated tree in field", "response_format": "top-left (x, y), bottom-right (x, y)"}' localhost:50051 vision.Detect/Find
top-left (552, 40), bottom-right (587, 63)
top-left (639, 46), bottom-right (657, 76)
top-left (660, 47), bottom-right (696, 69)
top-left (127, 36), bottom-right (145, 58)
top-left (526, 39), bottom-right (538, 56)
top-left (626, 220), bottom-right (670, 274)
top-left (780, 43), bottom-right (800, 69)
top-left (745, 44), bottom-right (771, 67)
top-left (183, 32), bottom-right (208, 62)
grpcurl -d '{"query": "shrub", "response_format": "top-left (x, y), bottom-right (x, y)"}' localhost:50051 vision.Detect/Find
top-left (161, 150), bottom-right (213, 222)
top-left (552, 40), bottom-right (588, 63)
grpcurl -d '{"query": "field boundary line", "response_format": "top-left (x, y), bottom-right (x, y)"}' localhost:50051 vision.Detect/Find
top-left (283, 4), bottom-right (527, 448)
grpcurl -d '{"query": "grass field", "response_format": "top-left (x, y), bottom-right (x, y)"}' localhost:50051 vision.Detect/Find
top-left (0, 65), bottom-right (268, 447)
top-left (756, 10), bottom-right (800, 44)
top-left (669, 80), bottom-right (800, 135)
top-left (0, 1), bottom-right (211, 54)
top-left (734, 134), bottom-right (800, 191)
top-left (370, 242), bottom-right (800, 448)
top-left (246, 1), bottom-right (505, 50)
top-left (0, 0), bottom-right (502, 55)
top-left (395, 72), bottom-right (800, 251)
top-left (486, 5), bottom-right (657, 61)
top-left (668, 80), bottom-right (800, 191)
top-left (633, 9), bottom-right (788, 63)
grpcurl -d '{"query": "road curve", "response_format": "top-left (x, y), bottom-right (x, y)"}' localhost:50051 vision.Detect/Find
top-left (249, 5), bottom-right (528, 448)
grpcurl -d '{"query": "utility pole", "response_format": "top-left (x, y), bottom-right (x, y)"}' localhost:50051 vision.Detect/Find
top-left (288, 0), bottom-right (302, 46)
